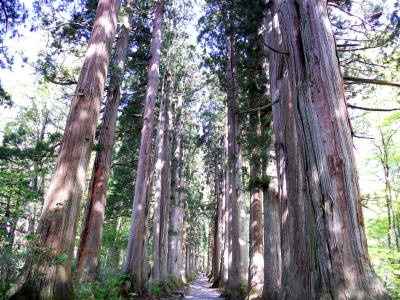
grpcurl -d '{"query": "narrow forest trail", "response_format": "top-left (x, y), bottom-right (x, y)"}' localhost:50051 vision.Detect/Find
top-left (184, 277), bottom-right (224, 299)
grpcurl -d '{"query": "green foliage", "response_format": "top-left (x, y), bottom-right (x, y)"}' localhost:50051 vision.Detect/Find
top-left (148, 277), bottom-right (185, 297)
top-left (248, 176), bottom-right (270, 191)
top-left (76, 273), bottom-right (131, 300)
top-left (0, 0), bottom-right (28, 68)
top-left (149, 283), bottom-right (164, 296)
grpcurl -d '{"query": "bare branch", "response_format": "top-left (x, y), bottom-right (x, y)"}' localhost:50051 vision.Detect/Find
top-left (337, 45), bottom-right (380, 52)
top-left (329, 3), bottom-right (373, 28)
top-left (348, 104), bottom-right (400, 112)
top-left (343, 76), bottom-right (400, 88)
top-left (263, 42), bottom-right (289, 55)
top-left (240, 99), bottom-right (279, 113)
top-left (353, 134), bottom-right (374, 140)
top-left (337, 43), bottom-right (361, 47)
top-left (0, 0), bottom-right (8, 31)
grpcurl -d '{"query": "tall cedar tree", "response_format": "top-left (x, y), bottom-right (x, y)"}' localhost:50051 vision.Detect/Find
top-left (151, 69), bottom-right (172, 281)
top-left (6, 0), bottom-right (120, 298)
top-left (266, 0), bottom-right (389, 298)
top-left (75, 0), bottom-right (134, 282)
top-left (123, 0), bottom-right (164, 295)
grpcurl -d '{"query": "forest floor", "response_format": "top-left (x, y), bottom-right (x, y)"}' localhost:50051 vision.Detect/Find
top-left (184, 277), bottom-right (224, 299)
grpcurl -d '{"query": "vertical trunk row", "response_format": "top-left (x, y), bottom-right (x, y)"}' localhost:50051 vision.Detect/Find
top-left (75, 1), bottom-right (132, 281)
top-left (176, 173), bottom-right (186, 280)
top-left (161, 96), bottom-right (172, 279)
top-left (151, 69), bottom-right (172, 282)
top-left (123, 0), bottom-right (164, 294)
top-left (168, 96), bottom-right (184, 278)
top-left (219, 168), bottom-right (229, 287)
top-left (7, 1), bottom-right (121, 298)
top-left (225, 33), bottom-right (247, 296)
top-left (378, 126), bottom-right (400, 251)
top-left (207, 225), bottom-right (213, 274)
top-left (265, 0), bottom-right (388, 298)
top-left (248, 111), bottom-right (264, 300)
top-left (211, 159), bottom-right (222, 285)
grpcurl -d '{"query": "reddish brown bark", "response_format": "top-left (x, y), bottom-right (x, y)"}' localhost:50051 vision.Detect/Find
top-left (225, 32), bottom-right (247, 297)
top-left (123, 0), bottom-right (164, 295)
top-left (220, 170), bottom-right (229, 286)
top-left (211, 160), bottom-right (222, 285)
top-left (248, 111), bottom-right (264, 300)
top-left (6, 1), bottom-right (120, 299)
top-left (266, 0), bottom-right (388, 298)
top-left (151, 70), bottom-right (172, 282)
top-left (175, 168), bottom-right (186, 280)
top-left (75, 3), bottom-right (131, 281)
top-left (167, 96), bottom-right (184, 278)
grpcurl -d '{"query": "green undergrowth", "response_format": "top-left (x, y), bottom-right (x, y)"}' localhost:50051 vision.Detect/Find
top-left (184, 273), bottom-right (198, 284)
top-left (221, 285), bottom-right (248, 300)
top-left (149, 276), bottom-right (186, 297)
top-left (75, 274), bottom-right (190, 299)
top-left (75, 273), bottom-right (135, 300)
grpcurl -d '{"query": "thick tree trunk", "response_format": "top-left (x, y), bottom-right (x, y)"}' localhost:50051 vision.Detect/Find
top-left (75, 4), bottom-right (131, 281)
top-left (167, 96), bottom-right (184, 278)
top-left (263, 184), bottom-right (281, 299)
top-left (185, 245), bottom-right (190, 279)
top-left (220, 170), bottom-right (228, 286)
top-left (225, 33), bottom-right (247, 297)
top-left (151, 70), bottom-right (172, 282)
top-left (160, 105), bottom-right (172, 280)
top-left (207, 226), bottom-right (213, 274)
top-left (123, 0), bottom-right (164, 295)
top-left (266, 0), bottom-right (388, 298)
top-left (248, 112), bottom-right (264, 300)
top-left (7, 1), bottom-right (120, 298)
top-left (211, 161), bottom-right (222, 285)
top-left (176, 175), bottom-right (186, 280)
top-left (218, 132), bottom-right (230, 288)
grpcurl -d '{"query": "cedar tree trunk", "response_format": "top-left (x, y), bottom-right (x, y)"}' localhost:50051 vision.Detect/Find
top-left (266, 0), bottom-right (389, 298)
top-left (7, 1), bottom-right (120, 298)
top-left (225, 33), bottom-right (247, 297)
top-left (75, 2), bottom-right (131, 281)
top-left (151, 70), bottom-right (172, 282)
top-left (248, 111), bottom-right (264, 300)
top-left (123, 0), bottom-right (164, 294)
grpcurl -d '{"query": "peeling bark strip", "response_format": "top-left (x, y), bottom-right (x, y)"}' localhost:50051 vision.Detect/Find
top-left (75, 0), bottom-right (132, 282)
top-left (6, 1), bottom-right (121, 299)
top-left (123, 0), bottom-right (164, 295)
top-left (266, 0), bottom-right (389, 299)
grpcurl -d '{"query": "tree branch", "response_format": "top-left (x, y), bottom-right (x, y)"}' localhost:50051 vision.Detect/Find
top-left (353, 134), bottom-right (374, 140)
top-left (337, 43), bottom-right (361, 47)
top-left (343, 76), bottom-right (400, 88)
top-left (263, 42), bottom-right (289, 55)
top-left (0, 0), bottom-right (9, 31)
top-left (329, 3), bottom-right (373, 28)
top-left (348, 103), bottom-right (400, 112)
top-left (337, 45), bottom-right (380, 52)
top-left (240, 99), bottom-right (279, 113)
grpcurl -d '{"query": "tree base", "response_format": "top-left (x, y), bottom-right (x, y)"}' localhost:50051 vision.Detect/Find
top-left (7, 275), bottom-right (76, 300)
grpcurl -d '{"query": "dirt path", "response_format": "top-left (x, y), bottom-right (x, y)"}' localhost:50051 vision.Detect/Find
top-left (184, 277), bottom-right (224, 299)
